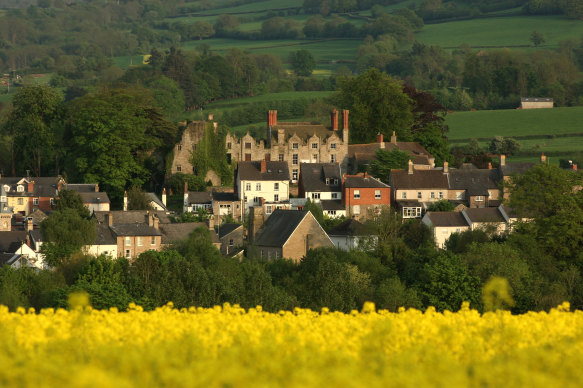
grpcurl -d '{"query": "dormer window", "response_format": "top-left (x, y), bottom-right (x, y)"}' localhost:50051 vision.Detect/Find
top-left (312, 143), bottom-right (318, 149)
top-left (2, 185), bottom-right (9, 192)
top-left (330, 143), bottom-right (336, 149)
top-left (17, 185), bottom-right (24, 192)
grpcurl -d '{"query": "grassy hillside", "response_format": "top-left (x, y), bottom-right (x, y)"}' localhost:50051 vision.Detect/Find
top-left (416, 16), bottom-right (583, 49)
top-left (206, 91), bottom-right (334, 110)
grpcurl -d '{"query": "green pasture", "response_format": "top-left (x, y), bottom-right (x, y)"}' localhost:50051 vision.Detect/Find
top-left (416, 16), bottom-right (583, 49)
top-left (113, 55), bottom-right (148, 69)
top-left (446, 106), bottom-right (583, 141)
top-left (195, 0), bottom-right (303, 15)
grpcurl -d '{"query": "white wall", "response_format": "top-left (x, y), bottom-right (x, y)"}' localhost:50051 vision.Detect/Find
top-left (240, 179), bottom-right (289, 210)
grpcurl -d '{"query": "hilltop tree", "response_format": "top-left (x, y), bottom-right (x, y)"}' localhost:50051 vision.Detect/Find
top-left (289, 50), bottom-right (316, 77)
top-left (530, 31), bottom-right (545, 47)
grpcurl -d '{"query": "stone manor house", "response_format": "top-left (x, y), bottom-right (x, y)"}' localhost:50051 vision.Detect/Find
top-left (171, 110), bottom-right (350, 183)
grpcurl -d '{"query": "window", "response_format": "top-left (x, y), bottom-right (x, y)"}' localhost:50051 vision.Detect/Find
top-left (292, 154), bottom-right (298, 165)
top-left (430, 192), bottom-right (435, 199)
top-left (439, 192), bottom-right (444, 199)
top-left (275, 251), bottom-right (280, 259)
top-left (177, 144), bottom-right (182, 151)
top-left (256, 183), bottom-right (261, 191)
top-left (354, 190), bottom-right (360, 199)
top-left (401, 192), bottom-right (407, 199)
top-left (476, 196), bottom-right (484, 202)
top-left (227, 142), bottom-right (231, 149)
top-left (246, 183), bottom-right (251, 191)
top-left (151, 236), bottom-right (156, 245)
top-left (312, 193), bottom-right (320, 200)
top-left (328, 210), bottom-right (337, 216)
top-left (312, 143), bottom-right (318, 149)
top-left (125, 237), bottom-right (131, 246)
top-left (138, 237), bottom-right (143, 247)
top-left (330, 143), bottom-right (336, 149)
top-left (403, 207), bottom-right (422, 218)
top-left (274, 183), bottom-right (279, 191)
top-left (177, 165), bottom-right (182, 172)
top-left (125, 250), bottom-right (131, 258)
top-left (254, 197), bottom-right (260, 203)
top-left (456, 192), bottom-right (463, 200)
top-left (331, 193), bottom-right (338, 199)
top-left (456, 228), bottom-right (461, 233)
top-left (313, 154), bottom-right (318, 162)
top-left (274, 194), bottom-right (279, 202)
top-left (266, 206), bottom-right (272, 214)
top-left (17, 185), bottom-right (24, 192)
top-left (375, 190), bottom-right (381, 199)
top-left (245, 142), bottom-right (251, 149)
top-left (227, 154), bottom-right (232, 163)
top-left (3, 185), bottom-right (9, 192)
top-left (292, 143), bottom-right (298, 149)
top-left (229, 239), bottom-right (234, 246)
top-left (17, 198), bottom-right (23, 205)
top-left (0, 196), bottom-right (6, 202)
top-left (278, 154), bottom-right (284, 161)
top-left (417, 192), bottom-right (422, 199)
top-left (292, 169), bottom-right (298, 181)
top-left (330, 154), bottom-right (336, 163)
top-left (33, 198), bottom-right (39, 206)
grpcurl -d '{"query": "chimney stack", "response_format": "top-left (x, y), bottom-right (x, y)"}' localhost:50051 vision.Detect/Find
top-left (268, 110), bottom-right (278, 127)
top-left (574, 164), bottom-right (578, 171)
top-left (500, 154), bottom-right (506, 167)
top-left (123, 190), bottom-right (128, 211)
top-left (260, 159), bottom-right (267, 173)
top-left (26, 217), bottom-right (33, 232)
top-left (105, 212), bottom-right (113, 227)
top-left (331, 110), bottom-right (339, 131)
top-left (27, 181), bottom-right (34, 193)
top-left (443, 160), bottom-right (449, 174)
top-left (183, 181), bottom-right (189, 212)
top-left (376, 133), bottom-right (383, 143)
top-left (153, 215), bottom-right (159, 230)
top-left (95, 184), bottom-right (99, 192)
top-left (162, 188), bottom-right (167, 207)
top-left (488, 162), bottom-right (492, 170)
top-left (391, 131), bottom-right (397, 144)
top-left (540, 153), bottom-right (546, 164)
top-left (408, 159), bottom-right (413, 175)
top-left (342, 109), bottom-right (349, 130)
top-left (248, 206), bottom-right (265, 244)
top-left (208, 113), bottom-right (214, 121)
top-left (146, 211), bottom-right (153, 227)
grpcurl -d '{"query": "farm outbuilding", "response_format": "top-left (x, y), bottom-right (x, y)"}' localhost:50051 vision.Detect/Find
top-left (520, 97), bottom-right (553, 109)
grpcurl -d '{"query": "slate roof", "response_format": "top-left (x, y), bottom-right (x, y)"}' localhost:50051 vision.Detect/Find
top-left (95, 224), bottom-right (116, 245)
top-left (110, 224), bottom-right (161, 237)
top-left (78, 192), bottom-right (111, 204)
top-left (390, 169), bottom-right (449, 190)
top-left (63, 183), bottom-right (99, 193)
top-left (321, 200), bottom-right (345, 211)
top-left (349, 141), bottom-right (433, 166)
top-left (327, 219), bottom-right (370, 236)
top-left (0, 231), bottom-right (28, 253)
top-left (500, 163), bottom-right (535, 177)
top-left (254, 210), bottom-right (308, 247)
top-left (1, 177), bottom-right (63, 197)
top-left (300, 163), bottom-right (342, 193)
top-left (237, 161), bottom-right (290, 181)
top-left (449, 165), bottom-right (499, 196)
top-left (425, 212), bottom-right (468, 227)
top-left (344, 175), bottom-right (390, 189)
top-left (188, 191), bottom-right (212, 204)
top-left (521, 97), bottom-right (553, 102)
top-left (146, 192), bottom-right (166, 210)
top-left (212, 191), bottom-right (238, 202)
top-left (217, 223), bottom-right (243, 239)
top-left (93, 210), bottom-right (171, 225)
top-left (270, 122), bottom-right (339, 142)
top-left (463, 208), bottom-right (505, 223)
top-left (0, 253), bottom-right (16, 266)
top-left (158, 223), bottom-right (219, 244)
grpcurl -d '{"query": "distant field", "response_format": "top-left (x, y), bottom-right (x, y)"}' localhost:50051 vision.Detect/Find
top-left (207, 91), bottom-right (334, 110)
top-left (113, 55), bottom-right (148, 69)
top-left (416, 16), bottom-right (583, 49)
top-left (195, 0), bottom-right (302, 14)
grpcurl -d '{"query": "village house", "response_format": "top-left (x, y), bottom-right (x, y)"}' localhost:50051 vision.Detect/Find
top-left (251, 209), bottom-right (334, 262)
top-left (448, 163), bottom-right (501, 208)
top-left (0, 176), bottom-right (64, 216)
top-left (327, 218), bottom-right (375, 251)
top-left (236, 160), bottom-right (290, 212)
top-left (390, 161), bottom-right (449, 219)
top-left (64, 183), bottom-right (111, 213)
top-left (422, 212), bottom-right (470, 249)
top-left (342, 172), bottom-right (391, 219)
top-left (217, 223), bottom-right (244, 256)
top-left (298, 163), bottom-right (343, 203)
top-left (158, 222), bottom-right (220, 250)
top-left (348, 131), bottom-right (435, 173)
top-left (226, 110), bottom-right (350, 182)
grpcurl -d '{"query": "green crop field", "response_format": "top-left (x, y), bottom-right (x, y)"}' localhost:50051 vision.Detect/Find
top-left (415, 16), bottom-right (583, 49)
top-left (207, 91), bottom-right (334, 109)
top-left (195, 0), bottom-right (303, 14)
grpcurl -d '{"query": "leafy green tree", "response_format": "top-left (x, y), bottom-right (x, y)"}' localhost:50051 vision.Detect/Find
top-left (530, 31), bottom-right (546, 47)
top-left (55, 189), bottom-right (91, 219)
top-left (289, 49), bottom-right (316, 77)
top-left (420, 251), bottom-right (481, 311)
top-left (427, 200), bottom-right (455, 212)
top-left (489, 136), bottom-right (520, 155)
top-left (369, 148), bottom-right (409, 184)
top-left (2, 85), bottom-right (63, 176)
top-left (335, 69), bottom-right (413, 143)
top-left (127, 186), bottom-right (153, 211)
top-left (375, 277), bottom-right (421, 311)
top-left (40, 208), bottom-right (97, 267)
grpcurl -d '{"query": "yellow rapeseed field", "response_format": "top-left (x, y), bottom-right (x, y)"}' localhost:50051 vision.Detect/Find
top-left (0, 300), bottom-right (581, 387)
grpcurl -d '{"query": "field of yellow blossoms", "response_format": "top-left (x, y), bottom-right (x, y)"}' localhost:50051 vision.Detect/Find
top-left (0, 300), bottom-right (582, 387)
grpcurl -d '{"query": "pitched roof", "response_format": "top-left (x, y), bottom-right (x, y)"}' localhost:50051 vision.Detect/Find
top-left (158, 223), bottom-right (218, 244)
top-left (349, 141), bottom-right (433, 166)
top-left (212, 191), bottom-right (238, 202)
top-left (327, 219), bottom-right (370, 236)
top-left (390, 169), bottom-right (449, 190)
top-left (449, 166), bottom-right (499, 196)
top-left (254, 210), bottom-right (308, 247)
top-left (271, 122), bottom-right (339, 142)
top-left (500, 162), bottom-right (535, 177)
top-left (217, 223), bottom-right (243, 239)
top-left (63, 183), bottom-right (99, 193)
top-left (110, 224), bottom-right (161, 237)
top-left (237, 161), bottom-right (290, 181)
top-left (78, 192), bottom-right (111, 204)
top-left (95, 224), bottom-right (116, 245)
top-left (463, 208), bottom-right (506, 223)
top-left (1, 177), bottom-right (62, 197)
top-left (145, 193), bottom-right (166, 210)
top-left (521, 97), bottom-right (552, 102)
top-left (344, 174), bottom-right (390, 189)
top-left (425, 212), bottom-right (468, 227)
top-left (300, 163), bottom-right (341, 193)
top-left (93, 210), bottom-right (171, 225)
top-left (320, 200), bottom-right (345, 211)
top-left (0, 231), bottom-right (28, 253)
top-left (188, 191), bottom-right (212, 204)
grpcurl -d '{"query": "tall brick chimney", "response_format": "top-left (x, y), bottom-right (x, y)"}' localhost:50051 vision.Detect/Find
top-left (342, 109), bottom-right (349, 130)
top-left (391, 131), bottom-right (397, 144)
top-left (408, 160), bottom-right (413, 175)
top-left (162, 188), bottom-right (167, 207)
top-left (27, 181), bottom-right (34, 193)
top-left (123, 190), bottom-right (128, 211)
top-left (443, 160), bottom-right (449, 174)
top-left (260, 159), bottom-right (267, 173)
top-left (331, 110), bottom-right (338, 131)
top-left (376, 133), bottom-right (383, 143)
top-left (248, 206), bottom-right (265, 244)
top-left (268, 110), bottom-right (278, 126)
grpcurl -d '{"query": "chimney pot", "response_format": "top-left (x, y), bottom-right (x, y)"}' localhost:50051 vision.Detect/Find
top-left (376, 133), bottom-right (383, 143)
top-left (540, 153), bottom-right (547, 164)
top-left (342, 109), bottom-right (349, 130)
top-left (443, 160), bottom-right (449, 174)
top-left (331, 110), bottom-right (339, 131)
top-left (123, 190), bottom-right (128, 211)
top-left (574, 164), bottom-right (578, 171)
top-left (500, 154), bottom-right (506, 167)
top-left (260, 160), bottom-right (267, 173)
top-left (391, 131), bottom-right (397, 144)
top-left (408, 160), bottom-right (413, 175)
top-left (208, 113), bottom-right (214, 121)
